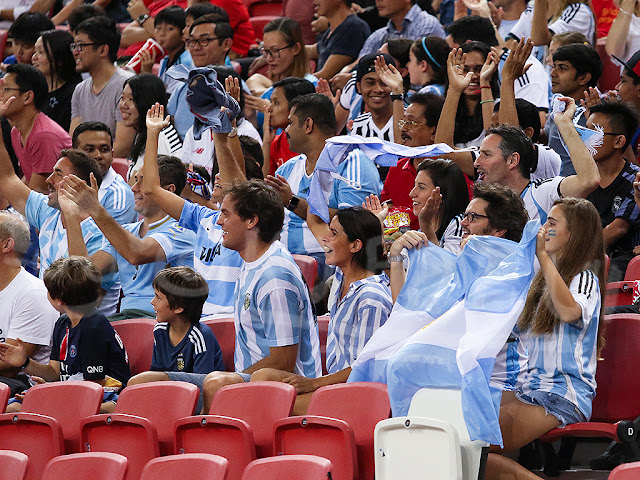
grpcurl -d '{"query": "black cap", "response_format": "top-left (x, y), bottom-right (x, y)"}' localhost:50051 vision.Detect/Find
top-left (356, 52), bottom-right (396, 83)
top-left (612, 49), bottom-right (640, 80)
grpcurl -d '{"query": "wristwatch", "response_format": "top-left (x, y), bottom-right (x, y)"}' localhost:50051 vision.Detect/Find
top-left (228, 126), bottom-right (238, 138)
top-left (287, 195), bottom-right (300, 211)
top-left (388, 254), bottom-right (404, 263)
top-left (137, 13), bottom-right (150, 25)
top-left (390, 93), bottom-right (404, 102)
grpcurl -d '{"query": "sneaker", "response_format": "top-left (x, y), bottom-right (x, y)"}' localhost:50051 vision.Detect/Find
top-left (589, 441), bottom-right (634, 470)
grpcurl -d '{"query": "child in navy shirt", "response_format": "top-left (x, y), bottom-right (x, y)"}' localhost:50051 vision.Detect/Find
top-left (0, 256), bottom-right (130, 412)
top-left (128, 267), bottom-right (224, 412)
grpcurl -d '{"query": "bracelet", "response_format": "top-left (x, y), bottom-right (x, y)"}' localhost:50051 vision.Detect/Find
top-left (619, 8), bottom-right (633, 15)
top-left (480, 99), bottom-right (495, 104)
top-left (480, 85), bottom-right (492, 89)
top-left (390, 93), bottom-right (404, 102)
top-left (388, 254), bottom-right (404, 263)
top-left (21, 356), bottom-right (30, 369)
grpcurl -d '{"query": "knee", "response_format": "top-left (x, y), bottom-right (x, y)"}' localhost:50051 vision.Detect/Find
top-left (6, 401), bottom-right (22, 413)
top-left (203, 371), bottom-right (228, 395)
top-left (250, 368), bottom-right (280, 382)
top-left (127, 371), bottom-right (169, 387)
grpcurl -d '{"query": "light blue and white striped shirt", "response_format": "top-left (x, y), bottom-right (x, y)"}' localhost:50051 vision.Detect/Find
top-left (326, 268), bottom-right (392, 374)
top-left (521, 176), bottom-right (563, 224)
top-left (234, 241), bottom-right (322, 378)
top-left (98, 167), bottom-right (136, 225)
top-left (25, 191), bottom-right (105, 277)
top-left (276, 152), bottom-right (382, 255)
top-left (179, 201), bottom-right (243, 316)
top-left (519, 270), bottom-right (601, 420)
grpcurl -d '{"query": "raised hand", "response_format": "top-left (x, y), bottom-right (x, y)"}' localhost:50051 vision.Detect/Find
top-left (488, 1), bottom-right (504, 26)
top-left (375, 55), bottom-right (403, 94)
top-left (264, 174), bottom-right (294, 207)
top-left (262, 109), bottom-right (276, 144)
top-left (536, 225), bottom-right (548, 259)
top-left (447, 49), bottom-right (473, 93)
top-left (225, 75), bottom-right (241, 104)
top-left (362, 194), bottom-right (389, 224)
top-left (580, 86), bottom-right (602, 117)
top-left (479, 49), bottom-right (499, 85)
top-left (389, 230), bottom-right (430, 256)
top-left (245, 94), bottom-right (270, 114)
top-left (139, 48), bottom-right (155, 74)
top-left (57, 186), bottom-right (81, 218)
top-left (418, 187), bottom-right (442, 236)
top-left (146, 102), bottom-right (170, 133)
top-left (316, 78), bottom-right (340, 107)
top-left (463, 0), bottom-right (491, 17)
top-left (60, 173), bottom-right (101, 216)
top-left (502, 37), bottom-right (533, 80)
top-left (553, 96), bottom-right (577, 126)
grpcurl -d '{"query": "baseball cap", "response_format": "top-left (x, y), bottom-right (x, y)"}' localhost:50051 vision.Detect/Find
top-left (613, 50), bottom-right (640, 80)
top-left (356, 52), bottom-right (396, 83)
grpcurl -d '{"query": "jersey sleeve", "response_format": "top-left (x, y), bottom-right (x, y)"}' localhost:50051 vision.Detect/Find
top-left (149, 223), bottom-right (196, 265)
top-left (192, 325), bottom-right (225, 373)
top-left (150, 327), bottom-right (162, 371)
top-left (548, 4), bottom-right (594, 36)
top-left (507, 4), bottom-right (533, 40)
top-left (179, 200), bottom-right (216, 233)
top-left (568, 270), bottom-right (600, 330)
top-left (71, 86), bottom-right (81, 121)
top-left (329, 150), bottom-right (382, 209)
top-left (24, 191), bottom-right (55, 231)
top-left (257, 272), bottom-right (304, 347)
top-left (339, 74), bottom-right (357, 110)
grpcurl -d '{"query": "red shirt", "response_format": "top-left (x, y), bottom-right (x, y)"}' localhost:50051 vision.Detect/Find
top-left (211, 0), bottom-right (255, 56)
top-left (592, 0), bottom-right (619, 38)
top-left (380, 157), bottom-right (420, 230)
top-left (269, 132), bottom-right (297, 176)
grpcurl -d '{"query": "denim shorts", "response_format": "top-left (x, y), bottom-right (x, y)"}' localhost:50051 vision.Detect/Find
top-left (515, 389), bottom-right (586, 427)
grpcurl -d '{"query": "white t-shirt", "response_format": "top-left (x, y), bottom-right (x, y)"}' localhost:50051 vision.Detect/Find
top-left (531, 144), bottom-right (561, 181)
top-left (498, 51), bottom-right (551, 111)
top-left (127, 125), bottom-right (183, 181)
top-left (0, 0), bottom-right (35, 29)
top-left (0, 268), bottom-right (58, 364)
top-left (619, 14), bottom-right (640, 63)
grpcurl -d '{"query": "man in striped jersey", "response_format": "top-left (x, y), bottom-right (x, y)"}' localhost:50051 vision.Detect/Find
top-left (201, 181), bottom-right (322, 413)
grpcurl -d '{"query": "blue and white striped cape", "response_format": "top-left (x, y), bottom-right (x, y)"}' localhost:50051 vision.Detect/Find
top-left (350, 221), bottom-right (539, 446)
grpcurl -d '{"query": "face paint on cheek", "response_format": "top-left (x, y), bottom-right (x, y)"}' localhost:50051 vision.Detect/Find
top-left (547, 229), bottom-right (557, 237)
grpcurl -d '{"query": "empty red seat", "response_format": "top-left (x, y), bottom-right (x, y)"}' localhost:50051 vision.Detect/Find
top-left (203, 318), bottom-right (236, 372)
top-left (0, 413), bottom-right (64, 480)
top-left (610, 461), bottom-right (640, 480)
top-left (141, 453), bottom-right (228, 480)
top-left (242, 455), bottom-right (333, 480)
top-left (20, 381), bottom-right (103, 453)
top-left (42, 452), bottom-right (127, 480)
top-left (111, 318), bottom-right (156, 375)
top-left (0, 383), bottom-right (10, 413)
top-left (111, 158), bottom-right (130, 181)
top-left (246, 0), bottom-right (282, 16)
top-left (0, 450), bottom-right (29, 480)
top-left (293, 254), bottom-right (318, 291)
top-left (605, 255), bottom-right (639, 307)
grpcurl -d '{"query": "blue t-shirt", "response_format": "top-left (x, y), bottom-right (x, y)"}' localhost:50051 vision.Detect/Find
top-left (179, 201), bottom-right (243, 316)
top-left (316, 14), bottom-right (370, 71)
top-left (151, 321), bottom-right (225, 373)
top-left (101, 216), bottom-right (196, 313)
top-left (50, 310), bottom-right (131, 386)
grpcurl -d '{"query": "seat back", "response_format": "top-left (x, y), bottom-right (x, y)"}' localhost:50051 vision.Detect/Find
top-left (317, 315), bottom-right (330, 376)
top-left (115, 381), bottom-right (199, 455)
top-left (0, 450), bottom-right (29, 480)
top-left (141, 453), bottom-right (228, 480)
top-left (292, 254), bottom-right (318, 291)
top-left (210, 381), bottom-right (296, 457)
top-left (81, 413), bottom-right (159, 480)
top-left (42, 452), bottom-right (128, 480)
top-left (591, 314), bottom-right (640, 421)
top-left (247, 0), bottom-right (283, 16)
top-left (175, 415), bottom-right (256, 480)
top-left (0, 412), bottom-right (64, 480)
top-left (242, 455), bottom-right (332, 480)
top-left (624, 256), bottom-right (640, 281)
top-left (111, 318), bottom-right (156, 375)
top-left (610, 461), bottom-right (640, 480)
top-left (203, 318), bottom-right (236, 372)
top-left (307, 382), bottom-right (390, 480)
top-left (0, 383), bottom-right (9, 413)
top-left (111, 158), bottom-right (130, 181)
top-left (249, 15), bottom-right (279, 42)
top-left (375, 417), bottom-right (463, 480)
top-left (21, 381), bottom-right (103, 453)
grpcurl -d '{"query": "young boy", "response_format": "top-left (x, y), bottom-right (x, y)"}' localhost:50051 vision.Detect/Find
top-left (128, 267), bottom-right (224, 412)
top-left (0, 256), bottom-right (131, 412)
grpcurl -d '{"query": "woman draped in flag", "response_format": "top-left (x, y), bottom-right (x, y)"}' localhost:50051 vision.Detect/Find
top-left (487, 198), bottom-right (605, 479)
top-left (252, 207), bottom-right (392, 415)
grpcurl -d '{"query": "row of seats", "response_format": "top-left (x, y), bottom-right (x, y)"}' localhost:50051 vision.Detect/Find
top-left (0, 450), bottom-right (333, 480)
top-left (0, 381), bottom-right (390, 480)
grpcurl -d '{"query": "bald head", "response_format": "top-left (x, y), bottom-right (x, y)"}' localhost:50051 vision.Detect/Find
top-left (0, 212), bottom-right (31, 259)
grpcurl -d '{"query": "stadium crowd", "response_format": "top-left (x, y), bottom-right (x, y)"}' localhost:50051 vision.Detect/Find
top-left (0, 0), bottom-right (640, 477)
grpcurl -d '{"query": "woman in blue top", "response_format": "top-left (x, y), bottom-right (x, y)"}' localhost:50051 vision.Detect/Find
top-left (487, 198), bottom-right (605, 480)
top-left (407, 36), bottom-right (449, 97)
top-left (252, 207), bottom-right (393, 414)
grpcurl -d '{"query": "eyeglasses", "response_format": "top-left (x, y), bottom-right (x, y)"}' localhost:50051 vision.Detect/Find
top-left (185, 37), bottom-right (220, 48)
top-left (462, 211), bottom-right (490, 223)
top-left (69, 42), bottom-right (102, 52)
top-left (398, 119), bottom-right (426, 130)
top-left (259, 44), bottom-right (294, 59)
top-left (602, 132), bottom-right (625, 136)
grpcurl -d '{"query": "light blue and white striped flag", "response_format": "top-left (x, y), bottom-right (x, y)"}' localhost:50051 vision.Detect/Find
top-left (308, 135), bottom-right (458, 222)
top-left (383, 221), bottom-right (538, 446)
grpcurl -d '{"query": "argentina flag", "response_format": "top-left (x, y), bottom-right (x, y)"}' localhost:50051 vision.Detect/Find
top-left (308, 136), bottom-right (459, 222)
top-left (383, 221), bottom-right (539, 446)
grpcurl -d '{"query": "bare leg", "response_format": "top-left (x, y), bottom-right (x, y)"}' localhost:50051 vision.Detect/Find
top-left (202, 371), bottom-right (246, 414)
top-left (127, 371), bottom-right (170, 386)
top-left (292, 392), bottom-right (312, 415)
top-left (100, 401), bottom-right (116, 413)
top-left (6, 401), bottom-right (21, 413)
top-left (250, 368), bottom-right (291, 382)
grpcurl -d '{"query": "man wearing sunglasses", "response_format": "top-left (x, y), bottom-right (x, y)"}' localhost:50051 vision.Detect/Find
top-left (69, 16), bottom-right (134, 159)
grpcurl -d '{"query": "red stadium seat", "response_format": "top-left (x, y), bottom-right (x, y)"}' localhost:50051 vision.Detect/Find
top-left (293, 254), bottom-right (318, 290)
top-left (242, 455), bottom-right (333, 480)
top-left (0, 31), bottom-right (8, 61)
top-left (81, 414), bottom-right (158, 480)
top-left (540, 314), bottom-right (640, 463)
top-left (141, 453), bottom-right (228, 480)
top-left (610, 461), bottom-right (640, 479)
top-left (203, 317), bottom-right (236, 372)
top-left (0, 412), bottom-right (64, 480)
top-left (317, 315), bottom-right (330, 376)
top-left (250, 16), bottom-right (280, 41)
top-left (596, 38), bottom-right (621, 92)
top-left (21, 381), bottom-right (103, 453)
top-left (0, 383), bottom-right (10, 413)
top-left (111, 318), bottom-right (156, 375)
top-left (605, 256), bottom-right (640, 307)
top-left (42, 452), bottom-right (127, 480)
top-left (274, 382), bottom-right (391, 480)
top-left (245, 0), bottom-right (282, 17)
top-left (0, 450), bottom-right (29, 480)
top-left (111, 158), bottom-right (130, 181)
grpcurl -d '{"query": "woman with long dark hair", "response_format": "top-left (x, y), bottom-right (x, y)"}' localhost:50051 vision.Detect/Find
top-left (119, 73), bottom-right (182, 182)
top-left (31, 29), bottom-right (81, 131)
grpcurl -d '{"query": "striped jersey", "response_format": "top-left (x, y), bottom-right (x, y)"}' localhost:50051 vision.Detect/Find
top-left (151, 321), bottom-right (224, 373)
top-left (98, 167), bottom-right (137, 225)
top-left (234, 241), bottom-right (322, 378)
top-left (179, 201), bottom-right (243, 316)
top-left (519, 270), bottom-right (601, 420)
top-left (326, 268), bottom-right (392, 373)
top-left (350, 112), bottom-right (395, 142)
top-left (521, 176), bottom-right (563, 223)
